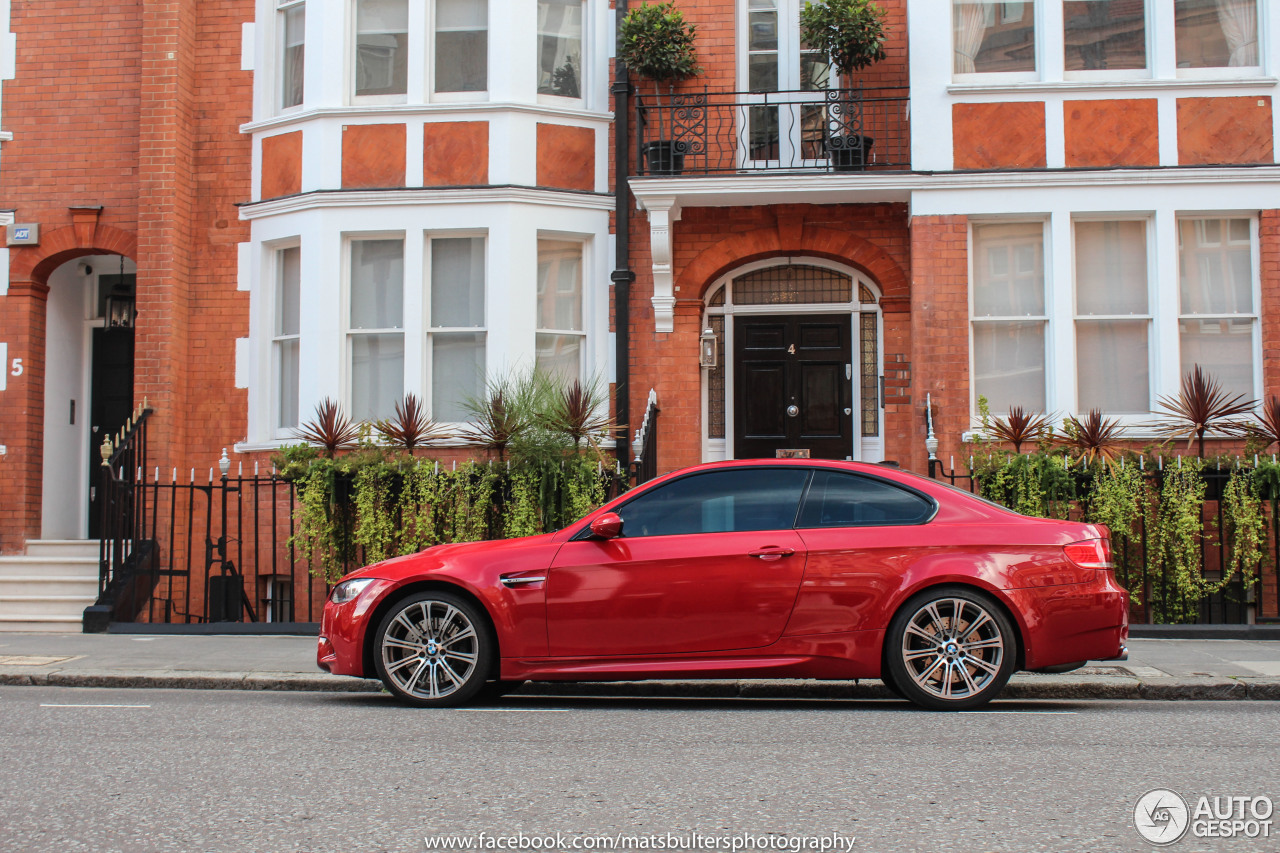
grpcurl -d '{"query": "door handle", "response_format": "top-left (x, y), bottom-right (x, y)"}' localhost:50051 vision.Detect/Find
top-left (748, 547), bottom-right (795, 561)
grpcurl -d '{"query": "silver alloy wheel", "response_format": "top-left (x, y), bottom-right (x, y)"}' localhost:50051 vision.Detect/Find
top-left (900, 597), bottom-right (1004, 701)
top-left (380, 599), bottom-right (480, 700)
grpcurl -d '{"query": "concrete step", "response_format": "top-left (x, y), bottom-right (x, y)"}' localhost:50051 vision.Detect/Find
top-left (23, 540), bottom-right (98, 558)
top-left (0, 576), bottom-right (99, 597)
top-left (0, 556), bottom-right (99, 578)
top-left (0, 594), bottom-right (98, 618)
top-left (0, 614), bottom-right (84, 633)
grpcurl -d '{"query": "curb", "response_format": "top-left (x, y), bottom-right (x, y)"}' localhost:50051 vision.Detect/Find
top-left (3, 670), bottom-right (1280, 700)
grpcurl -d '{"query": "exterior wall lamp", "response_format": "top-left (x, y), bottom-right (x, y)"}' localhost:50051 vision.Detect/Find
top-left (103, 285), bottom-right (136, 329)
top-left (699, 327), bottom-right (718, 368)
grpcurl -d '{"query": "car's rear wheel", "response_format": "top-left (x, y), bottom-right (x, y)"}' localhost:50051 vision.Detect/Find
top-left (373, 591), bottom-right (493, 707)
top-left (886, 587), bottom-right (1015, 711)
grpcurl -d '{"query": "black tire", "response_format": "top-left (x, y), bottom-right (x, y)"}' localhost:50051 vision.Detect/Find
top-left (878, 664), bottom-right (905, 699)
top-left (885, 586), bottom-right (1016, 711)
top-left (373, 591), bottom-right (494, 708)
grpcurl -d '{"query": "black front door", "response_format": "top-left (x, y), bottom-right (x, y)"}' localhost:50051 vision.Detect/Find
top-left (88, 328), bottom-right (134, 537)
top-left (734, 315), bottom-right (852, 459)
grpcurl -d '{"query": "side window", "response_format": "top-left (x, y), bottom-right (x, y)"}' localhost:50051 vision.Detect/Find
top-left (798, 471), bottom-right (933, 527)
top-left (617, 469), bottom-right (810, 538)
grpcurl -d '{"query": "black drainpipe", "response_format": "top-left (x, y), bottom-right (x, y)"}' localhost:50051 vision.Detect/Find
top-left (611, 0), bottom-right (634, 467)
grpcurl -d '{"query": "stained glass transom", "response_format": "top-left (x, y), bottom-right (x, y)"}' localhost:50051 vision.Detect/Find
top-left (733, 265), bottom-right (853, 305)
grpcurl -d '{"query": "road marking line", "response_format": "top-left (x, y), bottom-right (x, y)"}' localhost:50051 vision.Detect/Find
top-left (970, 710), bottom-right (1078, 715)
top-left (455, 708), bottom-right (570, 713)
top-left (40, 704), bottom-right (152, 709)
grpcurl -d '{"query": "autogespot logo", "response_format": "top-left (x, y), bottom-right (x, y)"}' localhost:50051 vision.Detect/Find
top-left (1134, 789), bottom-right (1191, 846)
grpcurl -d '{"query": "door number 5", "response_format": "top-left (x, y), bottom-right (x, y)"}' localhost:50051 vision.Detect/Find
top-left (10, 358), bottom-right (22, 377)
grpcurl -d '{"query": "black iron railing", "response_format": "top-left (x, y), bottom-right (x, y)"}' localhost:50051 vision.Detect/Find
top-left (630, 390), bottom-right (660, 485)
top-left (635, 86), bottom-right (910, 176)
top-left (929, 458), bottom-right (1276, 625)
top-left (88, 405), bottom-right (155, 630)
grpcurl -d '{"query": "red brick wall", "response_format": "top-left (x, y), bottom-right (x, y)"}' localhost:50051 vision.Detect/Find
top-left (1177, 97), bottom-right (1275, 166)
top-left (907, 215), bottom-right (969, 475)
top-left (424, 121), bottom-right (489, 186)
top-left (342, 124), bottom-right (407, 188)
top-left (261, 131), bottom-right (303, 199)
top-left (1262, 211), bottom-right (1280, 398)
top-left (627, 203), bottom-right (912, 474)
top-left (953, 102), bottom-right (1046, 169)
top-left (536, 124), bottom-right (595, 190)
top-left (1064, 99), bottom-right (1159, 168)
top-left (0, 0), bottom-right (255, 551)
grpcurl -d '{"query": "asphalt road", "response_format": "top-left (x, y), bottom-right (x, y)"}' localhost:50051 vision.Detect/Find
top-left (0, 687), bottom-right (1276, 853)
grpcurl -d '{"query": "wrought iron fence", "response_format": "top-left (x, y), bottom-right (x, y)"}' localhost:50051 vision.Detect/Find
top-left (630, 390), bottom-right (660, 485)
top-left (928, 458), bottom-right (1277, 625)
top-left (93, 442), bottom-right (635, 629)
top-left (635, 86), bottom-right (910, 176)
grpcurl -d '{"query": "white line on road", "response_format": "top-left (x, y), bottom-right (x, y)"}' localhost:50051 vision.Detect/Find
top-left (970, 711), bottom-right (1078, 715)
top-left (455, 708), bottom-right (570, 713)
top-left (40, 704), bottom-right (152, 709)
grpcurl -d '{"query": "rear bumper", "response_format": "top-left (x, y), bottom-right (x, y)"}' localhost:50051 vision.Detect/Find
top-left (1007, 572), bottom-right (1130, 671)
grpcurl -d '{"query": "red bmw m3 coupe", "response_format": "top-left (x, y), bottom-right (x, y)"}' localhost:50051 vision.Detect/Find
top-left (318, 459), bottom-right (1129, 710)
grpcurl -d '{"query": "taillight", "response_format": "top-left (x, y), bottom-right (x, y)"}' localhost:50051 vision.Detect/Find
top-left (1063, 538), bottom-right (1112, 571)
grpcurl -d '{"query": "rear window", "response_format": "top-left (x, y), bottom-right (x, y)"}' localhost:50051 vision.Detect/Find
top-left (797, 470), bottom-right (935, 527)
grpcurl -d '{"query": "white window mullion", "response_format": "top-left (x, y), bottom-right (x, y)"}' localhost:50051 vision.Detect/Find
top-left (402, 233), bottom-right (425, 400)
top-left (1152, 210), bottom-right (1182, 404)
top-left (405, 0), bottom-right (428, 103)
top-left (1047, 213), bottom-right (1075, 417)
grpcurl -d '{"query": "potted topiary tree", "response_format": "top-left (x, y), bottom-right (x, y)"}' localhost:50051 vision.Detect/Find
top-left (618, 1), bottom-right (702, 175)
top-left (799, 0), bottom-right (889, 171)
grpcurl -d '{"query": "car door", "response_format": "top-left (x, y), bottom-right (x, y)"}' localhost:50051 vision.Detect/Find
top-left (546, 467), bottom-right (811, 657)
top-left (785, 469), bottom-right (938, 635)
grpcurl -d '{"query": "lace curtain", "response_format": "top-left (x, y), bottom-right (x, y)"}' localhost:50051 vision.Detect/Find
top-left (1215, 0), bottom-right (1258, 66)
top-left (953, 3), bottom-right (989, 74)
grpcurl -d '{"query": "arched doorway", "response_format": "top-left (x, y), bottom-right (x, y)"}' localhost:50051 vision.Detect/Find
top-left (702, 260), bottom-right (883, 462)
top-left (41, 254), bottom-right (137, 539)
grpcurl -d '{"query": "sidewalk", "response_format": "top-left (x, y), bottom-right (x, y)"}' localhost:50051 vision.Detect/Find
top-left (2, 632), bottom-right (1279, 700)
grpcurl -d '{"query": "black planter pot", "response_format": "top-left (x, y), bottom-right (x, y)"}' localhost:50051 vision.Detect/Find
top-left (828, 135), bottom-right (874, 172)
top-left (643, 140), bottom-right (686, 175)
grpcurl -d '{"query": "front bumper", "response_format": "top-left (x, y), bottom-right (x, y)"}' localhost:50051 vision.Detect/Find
top-left (316, 578), bottom-right (398, 677)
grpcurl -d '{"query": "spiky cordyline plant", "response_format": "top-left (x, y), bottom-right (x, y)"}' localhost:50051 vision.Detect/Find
top-left (1150, 364), bottom-right (1256, 458)
top-left (1247, 396), bottom-right (1280, 452)
top-left (375, 392), bottom-right (449, 453)
top-left (538, 376), bottom-right (616, 448)
top-left (989, 406), bottom-right (1052, 454)
top-left (296, 398), bottom-right (361, 458)
top-left (1059, 409), bottom-right (1126, 468)
top-left (461, 374), bottom-right (536, 461)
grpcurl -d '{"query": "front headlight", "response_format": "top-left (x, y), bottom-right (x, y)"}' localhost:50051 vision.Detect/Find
top-left (330, 578), bottom-right (376, 605)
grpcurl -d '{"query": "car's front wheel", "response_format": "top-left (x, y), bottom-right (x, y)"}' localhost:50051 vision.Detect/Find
top-left (373, 591), bottom-right (493, 707)
top-left (885, 587), bottom-right (1016, 711)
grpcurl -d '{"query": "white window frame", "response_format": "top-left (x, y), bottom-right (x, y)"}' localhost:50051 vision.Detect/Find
top-left (1175, 213), bottom-right (1262, 401)
top-left (425, 232), bottom-right (489, 425)
top-left (344, 233), bottom-right (407, 423)
top-left (537, 0), bottom-right (588, 106)
top-left (276, 0), bottom-right (306, 113)
top-left (429, 0), bottom-right (490, 101)
top-left (951, 0), bottom-right (1042, 84)
top-left (349, 0), bottom-right (411, 105)
top-left (535, 234), bottom-right (589, 384)
top-left (271, 241), bottom-right (303, 438)
top-left (1172, 0), bottom-right (1264, 80)
top-left (968, 218), bottom-right (1051, 418)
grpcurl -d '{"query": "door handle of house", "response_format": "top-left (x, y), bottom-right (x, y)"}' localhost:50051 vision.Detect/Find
top-left (748, 547), bottom-right (795, 561)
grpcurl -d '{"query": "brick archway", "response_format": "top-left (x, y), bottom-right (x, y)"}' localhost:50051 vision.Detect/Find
top-left (675, 223), bottom-right (909, 304)
top-left (10, 223), bottom-right (138, 285)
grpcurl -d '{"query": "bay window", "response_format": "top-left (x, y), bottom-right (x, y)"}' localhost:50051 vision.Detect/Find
top-left (538, 0), bottom-right (584, 99)
top-left (1064, 0), bottom-right (1148, 73)
top-left (1175, 0), bottom-right (1259, 69)
top-left (971, 223), bottom-right (1047, 413)
top-left (536, 239), bottom-right (585, 384)
top-left (273, 246), bottom-right (301, 432)
top-left (278, 0), bottom-right (305, 110)
top-left (434, 0), bottom-right (487, 94)
top-left (1178, 217), bottom-right (1257, 400)
top-left (1074, 220), bottom-right (1151, 414)
top-left (953, 0), bottom-right (1037, 75)
top-left (429, 236), bottom-right (487, 422)
top-left (354, 0), bottom-right (409, 100)
top-left (348, 238), bottom-right (405, 422)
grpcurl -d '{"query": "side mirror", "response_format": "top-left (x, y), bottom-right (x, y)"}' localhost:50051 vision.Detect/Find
top-left (589, 512), bottom-right (623, 540)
